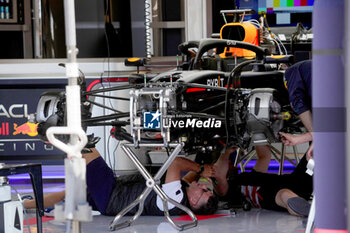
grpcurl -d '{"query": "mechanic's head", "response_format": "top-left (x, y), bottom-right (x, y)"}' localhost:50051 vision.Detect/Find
top-left (186, 178), bottom-right (218, 215)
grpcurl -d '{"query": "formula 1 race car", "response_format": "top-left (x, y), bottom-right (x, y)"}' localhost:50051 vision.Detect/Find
top-left (34, 8), bottom-right (305, 165)
top-left (34, 37), bottom-right (302, 162)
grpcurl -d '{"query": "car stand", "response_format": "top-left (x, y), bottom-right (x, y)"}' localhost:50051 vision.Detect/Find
top-left (109, 143), bottom-right (198, 231)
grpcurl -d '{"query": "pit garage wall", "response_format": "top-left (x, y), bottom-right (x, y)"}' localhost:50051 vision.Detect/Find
top-left (184, 0), bottom-right (212, 41)
top-left (0, 59), bottom-right (143, 170)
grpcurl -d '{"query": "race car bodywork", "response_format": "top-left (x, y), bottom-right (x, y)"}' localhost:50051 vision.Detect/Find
top-left (34, 37), bottom-right (300, 159)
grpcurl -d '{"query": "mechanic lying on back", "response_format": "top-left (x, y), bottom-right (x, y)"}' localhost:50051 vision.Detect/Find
top-left (213, 147), bottom-right (313, 217)
top-left (23, 148), bottom-right (218, 216)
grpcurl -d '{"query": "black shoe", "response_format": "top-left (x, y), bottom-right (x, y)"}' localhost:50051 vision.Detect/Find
top-left (287, 197), bottom-right (311, 217)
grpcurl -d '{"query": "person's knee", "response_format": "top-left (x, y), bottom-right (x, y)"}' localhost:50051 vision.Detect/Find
top-left (275, 188), bottom-right (297, 208)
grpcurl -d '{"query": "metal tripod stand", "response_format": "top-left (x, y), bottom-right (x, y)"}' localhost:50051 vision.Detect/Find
top-left (109, 143), bottom-right (197, 231)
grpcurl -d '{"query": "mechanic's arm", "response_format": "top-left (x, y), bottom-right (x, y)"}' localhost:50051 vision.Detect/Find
top-left (299, 110), bottom-right (313, 133)
top-left (307, 142), bottom-right (314, 159)
top-left (165, 157), bottom-right (214, 184)
top-left (300, 110), bottom-right (314, 158)
top-left (280, 131), bottom-right (312, 146)
top-left (279, 109), bottom-right (313, 146)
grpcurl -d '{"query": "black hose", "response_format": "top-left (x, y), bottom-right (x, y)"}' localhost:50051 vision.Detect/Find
top-left (83, 112), bottom-right (130, 123)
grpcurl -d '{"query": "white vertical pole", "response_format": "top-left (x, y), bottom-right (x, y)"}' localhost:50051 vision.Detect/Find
top-left (63, 0), bottom-right (87, 230)
top-left (63, 0), bottom-right (79, 86)
top-left (184, 0), bottom-right (207, 41)
top-left (33, 0), bottom-right (42, 58)
top-left (46, 1), bottom-right (92, 232)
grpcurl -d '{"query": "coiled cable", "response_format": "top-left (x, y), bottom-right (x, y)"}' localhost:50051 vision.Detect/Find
top-left (144, 0), bottom-right (152, 60)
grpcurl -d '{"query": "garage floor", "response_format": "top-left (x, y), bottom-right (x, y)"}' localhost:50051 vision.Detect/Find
top-left (15, 183), bottom-right (308, 233)
top-left (23, 207), bottom-right (307, 233)
top-left (9, 160), bottom-right (309, 233)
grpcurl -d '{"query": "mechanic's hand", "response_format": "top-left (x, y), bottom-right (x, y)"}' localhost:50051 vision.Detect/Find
top-left (201, 164), bottom-right (216, 178)
top-left (279, 132), bottom-right (312, 146)
top-left (279, 132), bottom-right (299, 145)
top-left (307, 142), bottom-right (314, 160)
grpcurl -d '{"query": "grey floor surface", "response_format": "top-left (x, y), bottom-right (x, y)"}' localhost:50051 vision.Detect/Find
top-left (14, 174), bottom-right (308, 233)
top-left (23, 207), bottom-right (307, 233)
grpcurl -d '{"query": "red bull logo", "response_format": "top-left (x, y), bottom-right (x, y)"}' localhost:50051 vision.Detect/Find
top-left (13, 122), bottom-right (38, 137)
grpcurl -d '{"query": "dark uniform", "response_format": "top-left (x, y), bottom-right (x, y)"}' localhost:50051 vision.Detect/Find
top-left (227, 155), bottom-right (313, 211)
top-left (284, 60), bottom-right (312, 115)
top-left (86, 157), bottom-right (188, 216)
